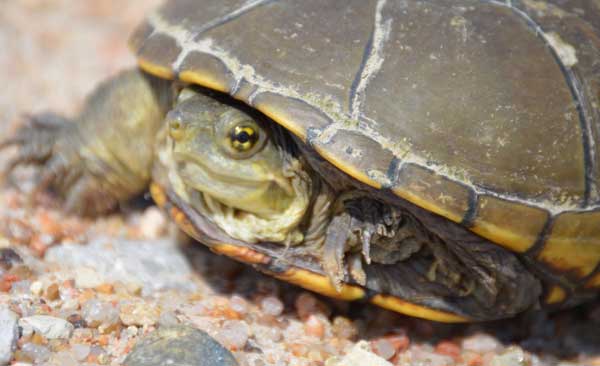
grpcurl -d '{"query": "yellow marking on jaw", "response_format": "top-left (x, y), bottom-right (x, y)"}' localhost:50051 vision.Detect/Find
top-left (212, 243), bottom-right (270, 265)
top-left (313, 144), bottom-right (382, 189)
top-left (137, 58), bottom-right (175, 80)
top-left (272, 268), bottom-right (365, 301)
top-left (179, 70), bottom-right (230, 94)
top-left (544, 285), bottom-right (566, 304)
top-left (370, 294), bottom-right (469, 323)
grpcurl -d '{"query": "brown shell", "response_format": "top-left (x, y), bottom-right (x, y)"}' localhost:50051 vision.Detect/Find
top-left (130, 0), bottom-right (600, 291)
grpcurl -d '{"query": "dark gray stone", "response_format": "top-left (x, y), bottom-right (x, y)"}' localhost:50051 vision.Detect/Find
top-left (124, 325), bottom-right (238, 366)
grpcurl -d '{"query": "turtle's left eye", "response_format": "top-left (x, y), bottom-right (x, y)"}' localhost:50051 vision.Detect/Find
top-left (229, 125), bottom-right (259, 152)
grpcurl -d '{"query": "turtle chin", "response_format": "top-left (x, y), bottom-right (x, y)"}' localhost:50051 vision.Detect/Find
top-left (172, 160), bottom-right (313, 246)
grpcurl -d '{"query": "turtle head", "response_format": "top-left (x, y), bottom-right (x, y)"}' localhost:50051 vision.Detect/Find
top-left (162, 88), bottom-right (313, 244)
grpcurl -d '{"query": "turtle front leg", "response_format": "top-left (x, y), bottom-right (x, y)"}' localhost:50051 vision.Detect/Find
top-left (1, 69), bottom-right (174, 215)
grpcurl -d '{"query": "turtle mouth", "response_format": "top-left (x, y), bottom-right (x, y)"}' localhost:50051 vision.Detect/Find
top-left (163, 150), bottom-right (312, 246)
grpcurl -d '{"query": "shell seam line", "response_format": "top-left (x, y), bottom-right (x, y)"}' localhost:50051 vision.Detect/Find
top-left (348, 0), bottom-right (391, 120)
top-left (170, 0), bottom-right (278, 72)
top-left (192, 0), bottom-right (278, 40)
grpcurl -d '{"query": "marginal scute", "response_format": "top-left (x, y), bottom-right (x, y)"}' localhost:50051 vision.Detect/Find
top-left (232, 79), bottom-right (258, 102)
top-left (270, 267), bottom-right (366, 301)
top-left (252, 92), bottom-right (333, 142)
top-left (212, 243), bottom-right (270, 265)
top-left (470, 195), bottom-right (549, 253)
top-left (585, 271), bottom-right (600, 289)
top-left (370, 294), bottom-right (469, 323)
top-left (134, 33), bottom-right (182, 76)
top-left (544, 285), bottom-right (567, 304)
top-left (178, 51), bottom-right (237, 93)
top-left (392, 163), bottom-right (472, 224)
top-left (538, 210), bottom-right (600, 278)
top-left (312, 130), bottom-right (394, 189)
top-left (128, 21), bottom-right (155, 51)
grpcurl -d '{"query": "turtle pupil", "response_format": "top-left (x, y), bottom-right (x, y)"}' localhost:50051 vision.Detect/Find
top-left (237, 131), bottom-right (250, 143)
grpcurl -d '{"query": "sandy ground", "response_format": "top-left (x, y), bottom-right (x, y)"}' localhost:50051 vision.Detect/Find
top-left (1, 1), bottom-right (599, 366)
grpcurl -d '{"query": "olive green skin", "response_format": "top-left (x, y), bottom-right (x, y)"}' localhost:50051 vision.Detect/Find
top-left (132, 0), bottom-right (600, 302)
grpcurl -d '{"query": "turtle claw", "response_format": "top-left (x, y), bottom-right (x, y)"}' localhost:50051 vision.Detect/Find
top-left (322, 214), bottom-right (351, 292)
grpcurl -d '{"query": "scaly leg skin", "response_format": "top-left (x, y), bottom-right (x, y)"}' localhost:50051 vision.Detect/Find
top-left (1, 69), bottom-right (174, 215)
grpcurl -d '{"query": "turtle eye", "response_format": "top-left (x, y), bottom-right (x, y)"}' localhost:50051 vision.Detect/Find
top-left (229, 124), bottom-right (259, 152)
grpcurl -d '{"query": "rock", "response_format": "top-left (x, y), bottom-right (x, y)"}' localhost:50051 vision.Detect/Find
top-left (462, 332), bottom-right (501, 353)
top-left (328, 341), bottom-right (393, 366)
top-left (491, 346), bottom-right (526, 366)
top-left (82, 299), bottom-right (120, 329)
top-left (18, 315), bottom-right (74, 339)
top-left (124, 325), bottom-right (238, 366)
top-left (0, 307), bottom-right (18, 365)
top-left (45, 238), bottom-right (195, 295)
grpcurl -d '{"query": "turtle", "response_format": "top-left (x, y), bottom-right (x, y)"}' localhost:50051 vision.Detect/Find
top-left (2, 0), bottom-right (600, 322)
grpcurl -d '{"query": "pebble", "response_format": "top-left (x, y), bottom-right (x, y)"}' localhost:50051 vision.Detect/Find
top-left (119, 301), bottom-right (160, 327)
top-left (462, 333), bottom-right (501, 353)
top-left (229, 295), bottom-right (248, 315)
top-left (371, 339), bottom-right (396, 360)
top-left (261, 296), bottom-right (284, 317)
top-left (330, 341), bottom-right (392, 366)
top-left (491, 346), bottom-right (526, 366)
top-left (0, 307), bottom-right (18, 365)
top-left (82, 299), bottom-right (120, 329)
top-left (216, 320), bottom-right (250, 350)
top-left (332, 316), bottom-right (358, 340)
top-left (18, 315), bottom-right (73, 339)
top-left (48, 351), bottom-right (78, 366)
top-left (304, 314), bottom-right (325, 338)
top-left (20, 343), bottom-right (51, 364)
top-left (123, 325), bottom-right (238, 366)
top-left (71, 343), bottom-right (91, 361)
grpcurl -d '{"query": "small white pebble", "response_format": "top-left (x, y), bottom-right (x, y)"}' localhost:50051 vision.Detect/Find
top-left (49, 351), bottom-right (79, 366)
top-left (261, 296), bottom-right (284, 317)
top-left (230, 295), bottom-right (248, 314)
top-left (217, 320), bottom-right (250, 350)
top-left (126, 325), bottom-right (138, 337)
top-left (372, 339), bottom-right (396, 360)
top-left (21, 343), bottom-right (51, 363)
top-left (462, 333), bottom-right (500, 353)
top-left (18, 315), bottom-right (73, 339)
top-left (71, 343), bottom-right (91, 361)
top-left (139, 207), bottom-right (167, 239)
top-left (82, 300), bottom-right (120, 328)
top-left (29, 281), bottom-right (43, 296)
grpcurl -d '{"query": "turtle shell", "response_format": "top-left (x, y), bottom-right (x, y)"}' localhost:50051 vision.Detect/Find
top-left (130, 0), bottom-right (600, 318)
